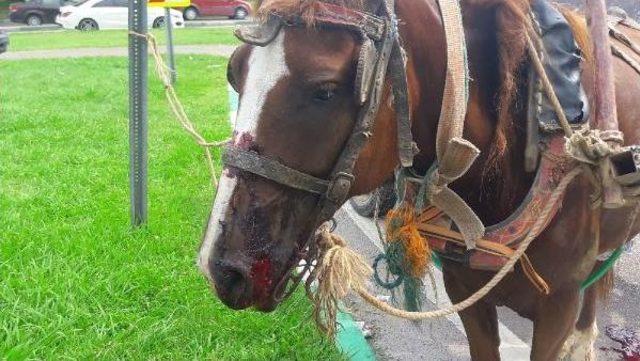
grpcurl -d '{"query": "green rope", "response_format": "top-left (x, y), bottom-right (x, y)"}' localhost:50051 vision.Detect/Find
top-left (580, 246), bottom-right (624, 291)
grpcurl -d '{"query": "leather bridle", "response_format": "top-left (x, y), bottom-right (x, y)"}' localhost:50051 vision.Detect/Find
top-left (224, 0), bottom-right (417, 300)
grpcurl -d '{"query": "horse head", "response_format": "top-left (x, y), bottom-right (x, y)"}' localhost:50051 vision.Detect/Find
top-left (198, 0), bottom-right (445, 311)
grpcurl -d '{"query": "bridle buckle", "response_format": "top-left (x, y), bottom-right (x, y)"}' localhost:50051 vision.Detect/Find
top-left (326, 172), bottom-right (355, 204)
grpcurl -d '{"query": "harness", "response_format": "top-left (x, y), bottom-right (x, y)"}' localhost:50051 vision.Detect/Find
top-left (225, 0), bottom-right (640, 317)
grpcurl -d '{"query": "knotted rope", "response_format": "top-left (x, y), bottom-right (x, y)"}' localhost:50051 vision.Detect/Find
top-left (129, 31), bottom-right (229, 187)
top-left (309, 167), bottom-right (582, 335)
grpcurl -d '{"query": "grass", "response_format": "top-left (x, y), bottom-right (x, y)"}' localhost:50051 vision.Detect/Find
top-left (0, 56), bottom-right (343, 360)
top-left (8, 27), bottom-right (239, 51)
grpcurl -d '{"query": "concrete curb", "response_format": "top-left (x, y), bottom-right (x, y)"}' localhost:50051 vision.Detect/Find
top-left (336, 310), bottom-right (376, 361)
top-left (0, 24), bottom-right (61, 33)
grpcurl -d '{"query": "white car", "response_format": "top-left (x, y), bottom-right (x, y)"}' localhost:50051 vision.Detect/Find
top-left (57, 0), bottom-right (184, 31)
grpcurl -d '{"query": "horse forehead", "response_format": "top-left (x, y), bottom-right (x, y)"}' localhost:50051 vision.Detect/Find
top-left (235, 31), bottom-right (290, 138)
top-left (284, 28), bottom-right (359, 73)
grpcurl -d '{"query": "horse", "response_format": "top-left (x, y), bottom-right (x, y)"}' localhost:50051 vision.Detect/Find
top-left (197, 0), bottom-right (640, 359)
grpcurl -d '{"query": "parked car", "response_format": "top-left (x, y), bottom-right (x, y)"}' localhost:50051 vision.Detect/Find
top-left (57, 0), bottom-right (184, 31)
top-left (0, 31), bottom-right (8, 54)
top-left (8, 0), bottom-right (67, 26)
top-left (181, 0), bottom-right (251, 21)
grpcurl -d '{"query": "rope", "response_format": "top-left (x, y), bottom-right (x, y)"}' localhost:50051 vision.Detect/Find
top-left (312, 167), bottom-right (582, 329)
top-left (129, 31), bottom-right (230, 187)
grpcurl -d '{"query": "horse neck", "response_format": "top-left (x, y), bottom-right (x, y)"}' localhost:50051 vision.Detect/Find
top-left (399, 0), bottom-right (533, 225)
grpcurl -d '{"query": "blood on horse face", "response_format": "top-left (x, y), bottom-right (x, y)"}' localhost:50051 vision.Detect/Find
top-left (198, 28), bottom-right (375, 311)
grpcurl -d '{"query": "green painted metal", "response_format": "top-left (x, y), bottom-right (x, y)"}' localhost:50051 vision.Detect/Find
top-left (128, 0), bottom-right (149, 227)
top-left (336, 311), bottom-right (376, 361)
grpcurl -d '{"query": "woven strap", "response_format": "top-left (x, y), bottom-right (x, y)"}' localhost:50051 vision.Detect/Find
top-left (424, 0), bottom-right (484, 249)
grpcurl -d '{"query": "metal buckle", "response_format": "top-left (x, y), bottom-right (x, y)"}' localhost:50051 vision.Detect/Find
top-left (325, 172), bottom-right (355, 204)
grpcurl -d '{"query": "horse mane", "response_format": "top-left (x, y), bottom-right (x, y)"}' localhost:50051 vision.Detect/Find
top-left (256, 0), bottom-right (366, 23)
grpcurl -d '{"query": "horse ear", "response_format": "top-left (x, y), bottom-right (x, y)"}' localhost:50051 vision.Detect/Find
top-left (234, 15), bottom-right (283, 47)
top-left (227, 48), bottom-right (240, 92)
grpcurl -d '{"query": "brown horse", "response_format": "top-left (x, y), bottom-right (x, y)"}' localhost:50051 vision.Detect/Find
top-left (198, 0), bottom-right (640, 359)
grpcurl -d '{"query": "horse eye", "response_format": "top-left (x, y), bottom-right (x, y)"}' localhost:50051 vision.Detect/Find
top-left (313, 86), bottom-right (337, 102)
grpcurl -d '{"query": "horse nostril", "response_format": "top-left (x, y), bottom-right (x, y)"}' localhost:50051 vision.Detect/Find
top-left (212, 261), bottom-right (251, 309)
top-left (221, 267), bottom-right (244, 289)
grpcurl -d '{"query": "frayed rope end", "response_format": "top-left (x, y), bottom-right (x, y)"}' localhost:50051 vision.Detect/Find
top-left (310, 230), bottom-right (372, 338)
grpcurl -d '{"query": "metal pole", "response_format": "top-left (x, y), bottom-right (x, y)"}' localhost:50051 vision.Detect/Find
top-left (129, 0), bottom-right (148, 227)
top-left (165, 7), bottom-right (177, 84)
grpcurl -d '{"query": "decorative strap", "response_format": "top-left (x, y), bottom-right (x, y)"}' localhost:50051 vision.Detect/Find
top-left (419, 222), bottom-right (550, 294)
top-left (223, 148), bottom-right (329, 195)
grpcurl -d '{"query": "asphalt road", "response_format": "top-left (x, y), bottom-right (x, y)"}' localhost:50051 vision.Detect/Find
top-left (335, 204), bottom-right (640, 360)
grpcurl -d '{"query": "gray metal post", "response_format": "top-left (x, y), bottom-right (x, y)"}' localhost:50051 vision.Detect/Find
top-left (165, 7), bottom-right (177, 84)
top-left (129, 0), bottom-right (148, 227)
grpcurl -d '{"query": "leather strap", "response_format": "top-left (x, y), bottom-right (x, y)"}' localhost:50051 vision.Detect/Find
top-left (389, 37), bottom-right (418, 167)
top-left (223, 148), bottom-right (329, 195)
top-left (419, 223), bottom-right (550, 294)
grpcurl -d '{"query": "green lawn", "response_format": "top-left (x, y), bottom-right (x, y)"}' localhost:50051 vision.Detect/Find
top-left (8, 27), bottom-right (239, 51)
top-left (0, 56), bottom-right (342, 360)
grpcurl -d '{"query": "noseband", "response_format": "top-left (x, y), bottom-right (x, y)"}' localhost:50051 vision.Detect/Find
top-left (223, 0), bottom-right (416, 299)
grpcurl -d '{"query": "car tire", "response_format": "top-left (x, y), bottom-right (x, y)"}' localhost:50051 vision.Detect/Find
top-left (78, 18), bottom-right (98, 31)
top-left (233, 7), bottom-right (248, 20)
top-left (183, 7), bottom-right (198, 21)
top-left (349, 179), bottom-right (397, 218)
top-left (26, 14), bottom-right (43, 26)
top-left (152, 17), bottom-right (166, 28)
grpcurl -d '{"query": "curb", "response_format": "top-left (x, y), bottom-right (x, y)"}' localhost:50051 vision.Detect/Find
top-left (336, 309), bottom-right (376, 361)
top-left (0, 24), bottom-right (61, 33)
